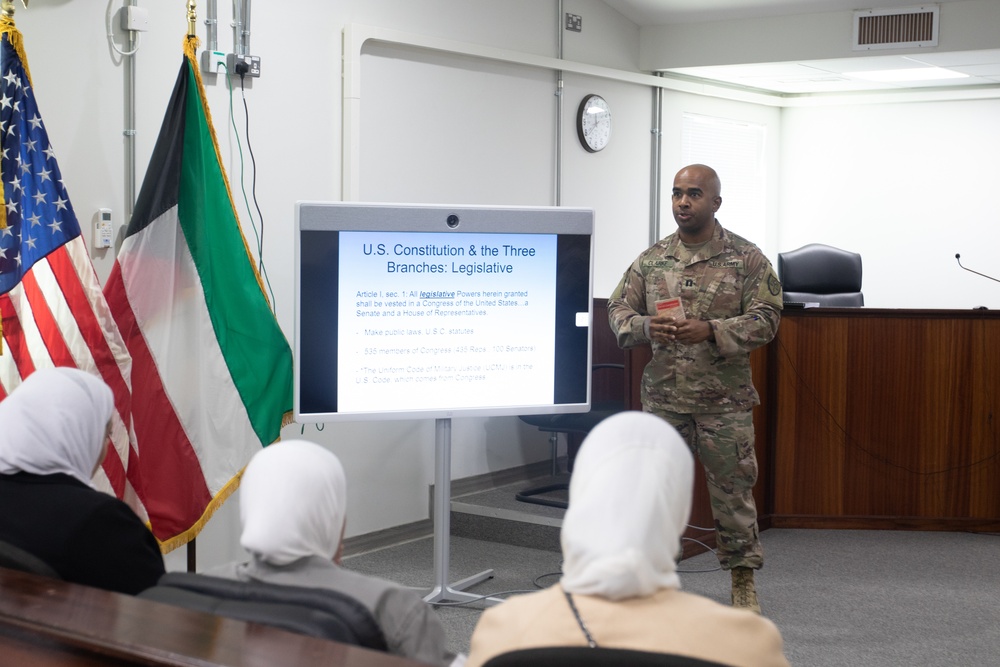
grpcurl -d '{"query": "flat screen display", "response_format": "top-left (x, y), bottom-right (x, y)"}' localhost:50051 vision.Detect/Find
top-left (294, 202), bottom-right (594, 422)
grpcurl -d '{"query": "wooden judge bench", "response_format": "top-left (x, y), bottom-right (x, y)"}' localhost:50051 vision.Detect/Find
top-left (593, 301), bottom-right (1000, 555)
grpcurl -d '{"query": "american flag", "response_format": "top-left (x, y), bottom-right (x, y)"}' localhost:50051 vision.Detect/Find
top-left (0, 44), bottom-right (77, 295)
top-left (0, 27), bottom-right (147, 518)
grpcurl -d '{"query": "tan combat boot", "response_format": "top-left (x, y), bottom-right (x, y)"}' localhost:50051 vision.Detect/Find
top-left (731, 566), bottom-right (762, 614)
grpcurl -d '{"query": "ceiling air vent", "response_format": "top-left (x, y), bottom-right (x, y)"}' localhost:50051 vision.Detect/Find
top-left (853, 5), bottom-right (939, 51)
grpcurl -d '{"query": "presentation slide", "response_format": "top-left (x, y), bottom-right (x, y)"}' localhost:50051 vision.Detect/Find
top-left (295, 201), bottom-right (594, 422)
top-left (337, 231), bottom-right (557, 412)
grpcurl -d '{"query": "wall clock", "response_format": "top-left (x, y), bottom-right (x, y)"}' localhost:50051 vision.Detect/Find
top-left (576, 94), bottom-right (611, 153)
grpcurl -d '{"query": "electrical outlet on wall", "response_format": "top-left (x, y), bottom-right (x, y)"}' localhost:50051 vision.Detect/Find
top-left (226, 54), bottom-right (261, 78)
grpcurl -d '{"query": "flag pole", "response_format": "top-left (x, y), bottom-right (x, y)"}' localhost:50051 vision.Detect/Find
top-left (186, 0), bottom-right (198, 574)
top-left (1, 1), bottom-right (28, 21)
top-left (187, 0), bottom-right (197, 38)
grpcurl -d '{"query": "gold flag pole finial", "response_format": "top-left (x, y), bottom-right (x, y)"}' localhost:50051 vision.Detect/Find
top-left (187, 0), bottom-right (196, 38)
top-left (1, 0), bottom-right (27, 19)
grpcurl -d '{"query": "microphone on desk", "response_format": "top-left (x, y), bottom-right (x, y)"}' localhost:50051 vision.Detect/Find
top-left (955, 253), bottom-right (1000, 284)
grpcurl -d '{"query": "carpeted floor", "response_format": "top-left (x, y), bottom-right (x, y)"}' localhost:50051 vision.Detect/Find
top-left (343, 527), bottom-right (1000, 666)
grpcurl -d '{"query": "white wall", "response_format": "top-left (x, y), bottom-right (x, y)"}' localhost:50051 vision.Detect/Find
top-left (660, 94), bottom-right (782, 259)
top-left (778, 98), bottom-right (1000, 309)
top-left (358, 44), bottom-right (556, 206)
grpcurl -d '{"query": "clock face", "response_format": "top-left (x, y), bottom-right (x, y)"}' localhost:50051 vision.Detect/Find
top-left (577, 94), bottom-right (611, 153)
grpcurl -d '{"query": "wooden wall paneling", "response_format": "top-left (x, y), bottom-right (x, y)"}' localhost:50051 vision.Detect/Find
top-left (967, 318), bottom-right (1000, 518)
top-left (750, 345), bottom-right (770, 521)
top-left (842, 315), bottom-right (928, 517)
top-left (771, 309), bottom-right (1000, 531)
top-left (771, 315), bottom-right (850, 516)
top-left (914, 319), bottom-right (976, 518)
top-left (845, 317), bottom-right (980, 518)
top-left (591, 299), bottom-right (623, 404)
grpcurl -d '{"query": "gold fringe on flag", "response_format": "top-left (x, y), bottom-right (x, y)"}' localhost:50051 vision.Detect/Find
top-left (0, 6), bottom-right (32, 85)
top-left (155, 467), bottom-right (245, 554)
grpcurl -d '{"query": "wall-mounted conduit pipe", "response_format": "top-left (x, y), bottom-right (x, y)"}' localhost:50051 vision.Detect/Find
top-left (204, 0), bottom-right (218, 52)
top-left (554, 0), bottom-right (564, 208)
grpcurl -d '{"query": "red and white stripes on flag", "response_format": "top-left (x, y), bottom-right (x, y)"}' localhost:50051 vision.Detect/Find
top-left (0, 237), bottom-right (148, 521)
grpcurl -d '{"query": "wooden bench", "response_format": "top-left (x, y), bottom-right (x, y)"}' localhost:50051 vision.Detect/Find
top-left (0, 566), bottom-right (425, 666)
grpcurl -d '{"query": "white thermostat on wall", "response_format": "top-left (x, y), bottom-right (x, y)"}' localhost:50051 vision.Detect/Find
top-left (94, 208), bottom-right (113, 249)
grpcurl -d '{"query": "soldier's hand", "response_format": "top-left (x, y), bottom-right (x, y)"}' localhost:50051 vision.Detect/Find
top-left (666, 319), bottom-right (713, 345)
top-left (648, 314), bottom-right (676, 343)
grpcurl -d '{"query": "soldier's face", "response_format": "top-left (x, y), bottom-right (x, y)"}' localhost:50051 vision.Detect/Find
top-left (671, 168), bottom-right (721, 242)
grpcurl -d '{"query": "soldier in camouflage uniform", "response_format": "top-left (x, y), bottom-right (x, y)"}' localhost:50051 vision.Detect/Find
top-left (608, 164), bottom-right (782, 614)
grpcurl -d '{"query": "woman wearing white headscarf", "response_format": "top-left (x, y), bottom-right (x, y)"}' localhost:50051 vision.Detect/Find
top-left (209, 439), bottom-right (460, 667)
top-left (465, 412), bottom-right (789, 667)
top-left (0, 367), bottom-right (165, 594)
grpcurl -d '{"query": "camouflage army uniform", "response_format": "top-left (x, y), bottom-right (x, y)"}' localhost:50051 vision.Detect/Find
top-left (608, 221), bottom-right (782, 570)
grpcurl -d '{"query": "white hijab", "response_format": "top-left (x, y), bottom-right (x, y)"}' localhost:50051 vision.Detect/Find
top-left (560, 411), bottom-right (694, 600)
top-left (0, 367), bottom-right (115, 487)
top-left (239, 439), bottom-right (347, 566)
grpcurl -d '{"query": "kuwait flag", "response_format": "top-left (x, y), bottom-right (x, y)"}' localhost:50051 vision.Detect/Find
top-left (104, 37), bottom-right (293, 552)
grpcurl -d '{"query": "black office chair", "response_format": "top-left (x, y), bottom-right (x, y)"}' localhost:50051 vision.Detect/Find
top-left (483, 646), bottom-right (735, 667)
top-left (777, 243), bottom-right (864, 307)
top-left (0, 539), bottom-right (61, 579)
top-left (516, 363), bottom-right (626, 509)
top-left (138, 572), bottom-right (387, 650)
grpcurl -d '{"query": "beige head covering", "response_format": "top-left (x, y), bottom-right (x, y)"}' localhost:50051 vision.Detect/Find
top-left (559, 411), bottom-right (694, 600)
top-left (0, 367), bottom-right (114, 487)
top-left (239, 439), bottom-right (347, 565)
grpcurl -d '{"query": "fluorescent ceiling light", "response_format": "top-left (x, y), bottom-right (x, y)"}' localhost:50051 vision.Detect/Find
top-left (845, 67), bottom-right (968, 82)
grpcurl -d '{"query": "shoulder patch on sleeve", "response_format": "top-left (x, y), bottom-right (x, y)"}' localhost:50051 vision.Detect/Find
top-left (768, 273), bottom-right (781, 296)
